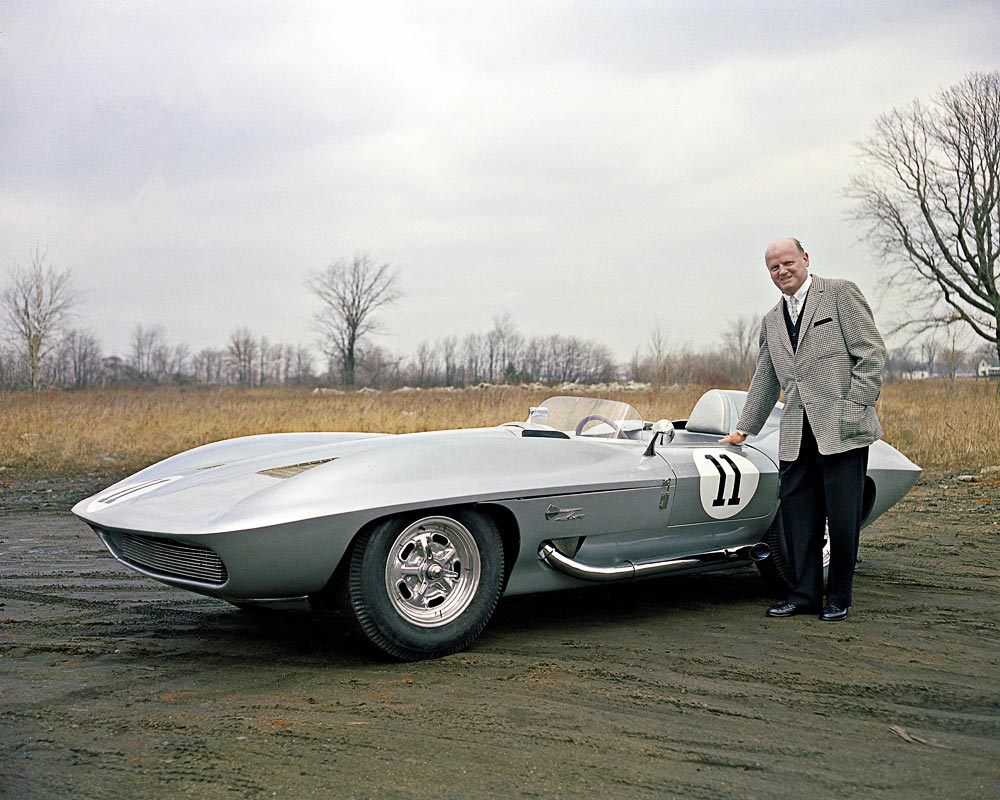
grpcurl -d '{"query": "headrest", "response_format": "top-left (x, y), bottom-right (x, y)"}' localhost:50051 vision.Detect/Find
top-left (686, 389), bottom-right (746, 435)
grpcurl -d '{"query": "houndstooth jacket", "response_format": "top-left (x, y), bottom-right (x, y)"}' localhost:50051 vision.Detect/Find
top-left (736, 274), bottom-right (886, 462)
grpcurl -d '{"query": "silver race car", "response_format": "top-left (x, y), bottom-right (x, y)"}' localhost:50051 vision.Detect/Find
top-left (73, 390), bottom-right (921, 660)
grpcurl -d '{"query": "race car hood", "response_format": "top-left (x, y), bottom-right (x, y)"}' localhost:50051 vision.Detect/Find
top-left (73, 426), bottom-right (670, 535)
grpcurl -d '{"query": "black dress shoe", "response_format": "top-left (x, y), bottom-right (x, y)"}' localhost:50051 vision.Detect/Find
top-left (766, 600), bottom-right (813, 618)
top-left (819, 604), bottom-right (848, 622)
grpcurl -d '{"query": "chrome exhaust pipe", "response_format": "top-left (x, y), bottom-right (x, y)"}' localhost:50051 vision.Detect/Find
top-left (538, 541), bottom-right (770, 583)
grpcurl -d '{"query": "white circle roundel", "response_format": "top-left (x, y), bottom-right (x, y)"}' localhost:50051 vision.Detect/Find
top-left (692, 448), bottom-right (760, 520)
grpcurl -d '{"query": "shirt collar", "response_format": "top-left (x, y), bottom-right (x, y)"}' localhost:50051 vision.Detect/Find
top-left (785, 273), bottom-right (812, 306)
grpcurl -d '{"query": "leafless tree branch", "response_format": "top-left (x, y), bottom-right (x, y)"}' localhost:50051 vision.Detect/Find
top-left (1, 247), bottom-right (77, 389)
top-left (307, 253), bottom-right (402, 388)
top-left (847, 71), bottom-right (1000, 364)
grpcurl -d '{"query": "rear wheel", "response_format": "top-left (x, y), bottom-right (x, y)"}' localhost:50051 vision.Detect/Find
top-left (343, 511), bottom-right (504, 661)
top-left (755, 513), bottom-right (830, 594)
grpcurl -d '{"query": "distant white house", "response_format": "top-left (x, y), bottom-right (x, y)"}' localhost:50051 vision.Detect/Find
top-left (901, 369), bottom-right (931, 380)
top-left (978, 360), bottom-right (1000, 378)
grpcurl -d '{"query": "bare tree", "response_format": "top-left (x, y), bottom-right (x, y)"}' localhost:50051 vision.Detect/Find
top-left (847, 71), bottom-right (1000, 363)
top-left (308, 253), bottom-right (401, 388)
top-left (920, 337), bottom-right (939, 377)
top-left (227, 327), bottom-right (258, 386)
top-left (257, 334), bottom-right (272, 387)
top-left (290, 345), bottom-right (315, 386)
top-left (461, 332), bottom-right (484, 385)
top-left (192, 348), bottom-right (226, 384)
top-left (646, 321), bottom-right (669, 390)
top-left (62, 329), bottom-right (104, 388)
top-left (129, 323), bottom-right (166, 380)
top-left (413, 340), bottom-right (440, 386)
top-left (939, 324), bottom-right (971, 389)
top-left (487, 312), bottom-right (523, 383)
top-left (170, 343), bottom-right (191, 383)
top-left (0, 343), bottom-right (21, 387)
top-left (721, 314), bottom-right (761, 386)
top-left (1, 247), bottom-right (76, 390)
top-left (355, 343), bottom-right (402, 388)
top-left (884, 345), bottom-right (920, 382)
top-left (441, 335), bottom-right (459, 386)
top-left (519, 334), bottom-right (614, 384)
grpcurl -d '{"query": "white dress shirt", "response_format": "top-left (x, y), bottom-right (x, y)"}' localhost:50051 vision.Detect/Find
top-left (733, 273), bottom-right (814, 439)
top-left (785, 274), bottom-right (812, 325)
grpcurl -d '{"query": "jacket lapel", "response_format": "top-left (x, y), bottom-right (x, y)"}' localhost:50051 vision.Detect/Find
top-left (770, 300), bottom-right (793, 359)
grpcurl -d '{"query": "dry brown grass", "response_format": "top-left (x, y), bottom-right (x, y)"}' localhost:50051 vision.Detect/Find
top-left (875, 379), bottom-right (1000, 472)
top-left (1, 380), bottom-right (997, 479)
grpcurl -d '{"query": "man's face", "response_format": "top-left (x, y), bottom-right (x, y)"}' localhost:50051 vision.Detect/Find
top-left (765, 239), bottom-right (809, 296)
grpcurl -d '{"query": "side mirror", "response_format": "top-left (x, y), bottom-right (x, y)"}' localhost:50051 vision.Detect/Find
top-left (644, 419), bottom-right (675, 457)
top-left (528, 406), bottom-right (549, 424)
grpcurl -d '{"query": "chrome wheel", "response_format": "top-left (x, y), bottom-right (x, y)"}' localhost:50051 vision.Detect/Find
top-left (344, 509), bottom-right (504, 660)
top-left (384, 516), bottom-right (482, 627)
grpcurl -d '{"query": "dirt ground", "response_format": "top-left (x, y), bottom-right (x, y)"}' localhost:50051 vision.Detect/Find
top-left (1, 472), bottom-right (998, 800)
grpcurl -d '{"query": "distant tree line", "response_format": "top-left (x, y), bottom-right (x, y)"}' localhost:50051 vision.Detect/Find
top-left (0, 255), bottom-right (754, 391)
top-left (0, 249), bottom-right (769, 391)
top-left (0, 320), bottom-right (769, 392)
top-left (396, 312), bottom-right (618, 387)
top-left (884, 337), bottom-right (998, 383)
top-left (0, 322), bottom-right (319, 390)
top-left (5, 247), bottom-right (994, 393)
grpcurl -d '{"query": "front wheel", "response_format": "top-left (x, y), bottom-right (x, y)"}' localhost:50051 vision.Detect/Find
top-left (343, 511), bottom-right (505, 661)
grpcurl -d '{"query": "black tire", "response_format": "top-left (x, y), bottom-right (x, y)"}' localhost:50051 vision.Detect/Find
top-left (343, 510), bottom-right (504, 661)
top-left (755, 512), bottom-right (831, 595)
top-left (755, 513), bottom-right (795, 593)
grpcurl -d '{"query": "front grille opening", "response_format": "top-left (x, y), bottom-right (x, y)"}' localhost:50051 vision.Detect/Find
top-left (104, 531), bottom-right (228, 585)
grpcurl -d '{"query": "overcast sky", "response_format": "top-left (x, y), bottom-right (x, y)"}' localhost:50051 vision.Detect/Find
top-left (3, 1), bottom-right (999, 363)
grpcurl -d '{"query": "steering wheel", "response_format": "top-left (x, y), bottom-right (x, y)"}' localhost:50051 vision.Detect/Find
top-left (574, 414), bottom-right (627, 439)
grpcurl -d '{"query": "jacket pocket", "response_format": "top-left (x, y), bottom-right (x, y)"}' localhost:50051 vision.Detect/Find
top-left (839, 399), bottom-right (871, 440)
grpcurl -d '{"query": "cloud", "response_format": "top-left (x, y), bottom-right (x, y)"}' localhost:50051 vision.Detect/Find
top-left (1, 0), bottom-right (997, 359)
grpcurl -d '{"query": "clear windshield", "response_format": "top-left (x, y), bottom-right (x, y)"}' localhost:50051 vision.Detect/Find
top-left (526, 396), bottom-right (643, 438)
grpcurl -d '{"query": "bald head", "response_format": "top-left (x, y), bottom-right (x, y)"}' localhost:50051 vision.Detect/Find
top-left (767, 237), bottom-right (805, 257)
top-left (765, 237), bottom-right (810, 296)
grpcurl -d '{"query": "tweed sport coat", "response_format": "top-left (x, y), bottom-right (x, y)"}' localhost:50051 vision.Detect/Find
top-left (735, 274), bottom-right (886, 462)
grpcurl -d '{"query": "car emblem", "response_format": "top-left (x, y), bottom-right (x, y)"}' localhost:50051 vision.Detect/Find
top-left (545, 504), bottom-right (584, 522)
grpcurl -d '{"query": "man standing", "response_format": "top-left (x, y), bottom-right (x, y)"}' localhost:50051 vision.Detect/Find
top-left (720, 237), bottom-right (886, 622)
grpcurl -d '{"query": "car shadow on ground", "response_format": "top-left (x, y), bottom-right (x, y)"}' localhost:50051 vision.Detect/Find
top-left (490, 567), bottom-right (771, 633)
top-left (114, 565), bottom-right (773, 665)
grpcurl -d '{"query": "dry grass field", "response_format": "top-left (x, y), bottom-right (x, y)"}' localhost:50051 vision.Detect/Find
top-left (3, 383), bottom-right (999, 798)
top-left (1, 380), bottom-right (998, 479)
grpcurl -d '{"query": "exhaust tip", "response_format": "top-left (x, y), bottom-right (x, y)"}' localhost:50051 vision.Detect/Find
top-left (748, 542), bottom-right (770, 561)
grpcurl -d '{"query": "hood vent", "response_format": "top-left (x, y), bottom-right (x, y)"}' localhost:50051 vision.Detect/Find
top-left (257, 457), bottom-right (337, 479)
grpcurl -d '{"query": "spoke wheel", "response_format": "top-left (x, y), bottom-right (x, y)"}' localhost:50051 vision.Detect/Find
top-left (385, 517), bottom-right (481, 627)
top-left (344, 510), bottom-right (504, 661)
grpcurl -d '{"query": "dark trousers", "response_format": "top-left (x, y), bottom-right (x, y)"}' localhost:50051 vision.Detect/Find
top-left (779, 415), bottom-right (869, 609)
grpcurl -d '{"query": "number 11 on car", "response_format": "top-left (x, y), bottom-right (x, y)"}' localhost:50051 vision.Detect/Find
top-left (693, 448), bottom-right (760, 520)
